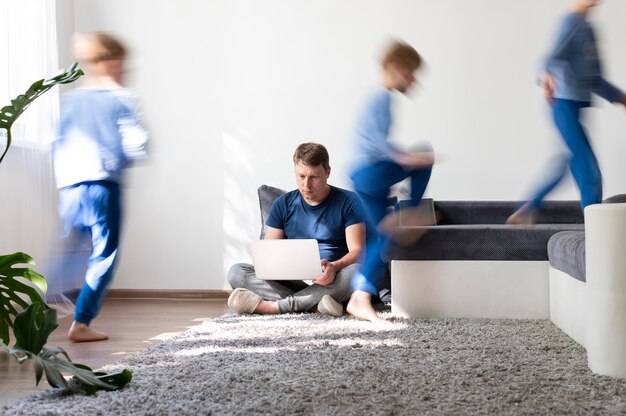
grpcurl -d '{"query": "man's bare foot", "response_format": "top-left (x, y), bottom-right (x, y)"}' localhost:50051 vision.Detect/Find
top-left (347, 290), bottom-right (391, 325)
top-left (506, 203), bottom-right (536, 226)
top-left (68, 321), bottom-right (109, 343)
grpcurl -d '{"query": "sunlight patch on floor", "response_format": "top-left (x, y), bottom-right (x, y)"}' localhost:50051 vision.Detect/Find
top-left (172, 336), bottom-right (402, 357)
top-left (296, 338), bottom-right (405, 348)
top-left (149, 332), bottom-right (182, 341)
top-left (191, 317), bottom-right (215, 322)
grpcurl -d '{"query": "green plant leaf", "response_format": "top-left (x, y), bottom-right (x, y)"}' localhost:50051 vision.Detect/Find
top-left (8, 307), bottom-right (132, 393)
top-left (41, 345), bottom-right (72, 362)
top-left (12, 302), bottom-right (58, 354)
top-left (30, 352), bottom-right (45, 385)
top-left (8, 347), bottom-right (51, 385)
top-left (0, 252), bottom-right (48, 345)
top-left (40, 357), bottom-right (69, 389)
top-left (51, 359), bottom-right (120, 393)
top-left (0, 62), bottom-right (83, 164)
top-left (95, 368), bottom-right (133, 388)
top-left (53, 359), bottom-right (132, 394)
top-left (7, 345), bottom-right (29, 363)
top-left (0, 321), bottom-right (9, 348)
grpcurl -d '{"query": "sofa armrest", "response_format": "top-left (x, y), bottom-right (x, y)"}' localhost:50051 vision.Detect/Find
top-left (586, 203), bottom-right (626, 292)
top-left (584, 202), bottom-right (626, 378)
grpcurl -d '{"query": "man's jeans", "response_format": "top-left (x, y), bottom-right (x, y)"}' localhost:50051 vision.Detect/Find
top-left (227, 263), bottom-right (358, 313)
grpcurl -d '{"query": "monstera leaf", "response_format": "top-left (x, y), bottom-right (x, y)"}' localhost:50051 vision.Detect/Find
top-left (0, 252), bottom-right (47, 345)
top-left (0, 61), bottom-right (83, 164)
top-left (5, 302), bottom-right (132, 394)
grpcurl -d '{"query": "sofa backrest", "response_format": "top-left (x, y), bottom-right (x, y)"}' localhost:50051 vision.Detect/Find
top-left (257, 184), bottom-right (396, 239)
top-left (257, 185), bottom-right (287, 239)
top-left (430, 201), bottom-right (584, 225)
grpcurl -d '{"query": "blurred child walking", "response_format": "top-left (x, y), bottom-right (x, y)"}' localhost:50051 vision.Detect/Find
top-left (507, 0), bottom-right (626, 224)
top-left (53, 32), bottom-right (149, 342)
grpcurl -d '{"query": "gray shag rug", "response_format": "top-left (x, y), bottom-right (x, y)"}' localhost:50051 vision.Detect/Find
top-left (3, 312), bottom-right (626, 415)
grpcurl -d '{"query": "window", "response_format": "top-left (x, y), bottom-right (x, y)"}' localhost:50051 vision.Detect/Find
top-left (0, 0), bottom-right (60, 265)
top-left (0, 0), bottom-right (59, 148)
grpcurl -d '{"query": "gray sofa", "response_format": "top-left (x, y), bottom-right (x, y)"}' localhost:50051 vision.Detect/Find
top-left (546, 195), bottom-right (626, 378)
top-left (386, 200), bottom-right (585, 320)
top-left (547, 195), bottom-right (626, 284)
top-left (384, 200), bottom-right (584, 262)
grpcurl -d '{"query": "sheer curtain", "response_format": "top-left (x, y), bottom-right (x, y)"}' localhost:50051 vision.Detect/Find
top-left (0, 0), bottom-right (60, 147)
top-left (0, 0), bottom-right (79, 315)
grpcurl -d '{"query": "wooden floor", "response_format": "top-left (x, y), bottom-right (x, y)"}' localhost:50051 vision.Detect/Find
top-left (0, 298), bottom-right (229, 406)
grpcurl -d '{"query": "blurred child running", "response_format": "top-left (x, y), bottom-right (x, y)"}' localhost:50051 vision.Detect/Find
top-left (52, 32), bottom-right (149, 342)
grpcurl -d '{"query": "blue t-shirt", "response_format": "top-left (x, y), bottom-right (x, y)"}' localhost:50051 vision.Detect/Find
top-left (266, 186), bottom-right (366, 262)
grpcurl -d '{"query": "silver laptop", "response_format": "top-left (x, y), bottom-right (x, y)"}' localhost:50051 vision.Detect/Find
top-left (251, 239), bottom-right (322, 280)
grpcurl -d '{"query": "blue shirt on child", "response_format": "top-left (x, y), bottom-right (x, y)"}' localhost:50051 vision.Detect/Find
top-left (349, 88), bottom-right (399, 175)
top-left (53, 88), bottom-right (149, 189)
top-left (266, 186), bottom-right (366, 262)
top-left (546, 12), bottom-right (622, 103)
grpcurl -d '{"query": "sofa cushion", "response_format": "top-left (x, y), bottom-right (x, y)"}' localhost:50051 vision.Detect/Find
top-left (547, 231), bottom-right (586, 282)
top-left (432, 201), bottom-right (583, 225)
top-left (257, 185), bottom-right (286, 239)
top-left (383, 223), bottom-right (584, 261)
top-left (603, 194), bottom-right (626, 204)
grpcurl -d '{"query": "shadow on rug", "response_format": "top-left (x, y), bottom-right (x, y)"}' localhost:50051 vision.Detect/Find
top-left (3, 313), bottom-right (626, 415)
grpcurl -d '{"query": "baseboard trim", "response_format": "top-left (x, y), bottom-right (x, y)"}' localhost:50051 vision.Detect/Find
top-left (107, 289), bottom-right (230, 300)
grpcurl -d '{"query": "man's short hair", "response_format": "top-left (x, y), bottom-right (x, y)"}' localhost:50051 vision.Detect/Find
top-left (382, 40), bottom-right (422, 71)
top-left (293, 143), bottom-right (330, 171)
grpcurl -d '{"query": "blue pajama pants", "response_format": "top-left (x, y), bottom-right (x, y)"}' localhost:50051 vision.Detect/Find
top-left (351, 161), bottom-right (432, 295)
top-left (529, 99), bottom-right (602, 210)
top-left (58, 181), bottom-right (121, 325)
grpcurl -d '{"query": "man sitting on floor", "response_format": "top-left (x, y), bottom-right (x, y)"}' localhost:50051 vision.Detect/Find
top-left (227, 142), bottom-right (366, 316)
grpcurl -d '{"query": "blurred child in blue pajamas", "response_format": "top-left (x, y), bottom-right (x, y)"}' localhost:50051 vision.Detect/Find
top-left (347, 40), bottom-right (434, 324)
top-left (507, 0), bottom-right (626, 224)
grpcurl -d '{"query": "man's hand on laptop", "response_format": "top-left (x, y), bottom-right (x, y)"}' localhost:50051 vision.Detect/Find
top-left (312, 259), bottom-right (336, 286)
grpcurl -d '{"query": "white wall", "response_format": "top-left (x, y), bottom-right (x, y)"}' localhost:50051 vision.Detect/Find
top-left (62, 0), bottom-right (626, 290)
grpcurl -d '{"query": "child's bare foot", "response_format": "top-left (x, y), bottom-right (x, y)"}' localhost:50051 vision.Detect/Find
top-left (347, 290), bottom-right (391, 325)
top-left (377, 207), bottom-right (430, 246)
top-left (506, 202), bottom-right (536, 226)
top-left (388, 226), bottom-right (428, 246)
top-left (377, 210), bottom-right (401, 236)
top-left (68, 321), bottom-right (109, 343)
